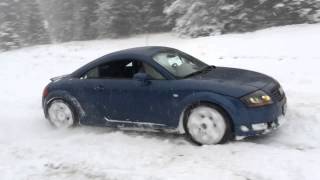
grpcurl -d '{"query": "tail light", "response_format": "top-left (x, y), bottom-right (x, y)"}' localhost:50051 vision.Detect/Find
top-left (42, 85), bottom-right (49, 97)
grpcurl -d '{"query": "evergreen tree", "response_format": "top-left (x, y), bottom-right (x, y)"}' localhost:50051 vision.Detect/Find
top-left (140, 0), bottom-right (173, 33)
top-left (39, 0), bottom-right (75, 42)
top-left (72, 0), bottom-right (98, 40)
top-left (95, 0), bottom-right (172, 38)
top-left (95, 0), bottom-right (139, 38)
top-left (39, 0), bottom-right (98, 42)
top-left (17, 0), bottom-right (50, 46)
top-left (0, 0), bottom-right (21, 51)
top-left (166, 0), bottom-right (320, 37)
top-left (0, 0), bottom-right (49, 51)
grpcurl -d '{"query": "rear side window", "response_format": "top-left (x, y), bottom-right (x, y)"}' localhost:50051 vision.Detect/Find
top-left (84, 68), bottom-right (99, 79)
top-left (81, 60), bottom-right (165, 80)
top-left (81, 60), bottom-right (136, 79)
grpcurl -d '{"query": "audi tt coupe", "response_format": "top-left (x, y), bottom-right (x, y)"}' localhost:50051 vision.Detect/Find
top-left (42, 46), bottom-right (287, 145)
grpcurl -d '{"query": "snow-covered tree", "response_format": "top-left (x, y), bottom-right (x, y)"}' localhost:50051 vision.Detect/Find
top-left (16, 0), bottom-right (50, 46)
top-left (0, 0), bottom-right (21, 51)
top-left (94, 0), bottom-right (140, 38)
top-left (166, 0), bottom-right (320, 37)
top-left (39, 0), bottom-right (75, 42)
top-left (2, 0), bottom-right (319, 50)
top-left (71, 0), bottom-right (98, 40)
top-left (39, 0), bottom-right (98, 42)
top-left (139, 0), bottom-right (174, 33)
top-left (95, 0), bottom-right (172, 38)
top-left (0, 0), bottom-right (49, 51)
top-left (165, 0), bottom-right (225, 37)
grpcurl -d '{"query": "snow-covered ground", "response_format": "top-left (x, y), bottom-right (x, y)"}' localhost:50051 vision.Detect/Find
top-left (0, 24), bottom-right (320, 180)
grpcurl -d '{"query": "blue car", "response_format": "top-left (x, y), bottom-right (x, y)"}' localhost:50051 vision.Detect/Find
top-left (42, 46), bottom-right (287, 145)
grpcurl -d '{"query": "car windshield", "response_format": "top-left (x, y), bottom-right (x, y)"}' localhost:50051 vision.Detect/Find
top-left (152, 51), bottom-right (209, 78)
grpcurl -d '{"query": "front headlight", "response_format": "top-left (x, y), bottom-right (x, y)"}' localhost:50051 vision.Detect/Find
top-left (241, 90), bottom-right (273, 107)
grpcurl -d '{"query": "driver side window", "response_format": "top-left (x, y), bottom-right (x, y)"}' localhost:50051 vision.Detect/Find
top-left (153, 53), bottom-right (193, 77)
top-left (141, 63), bottom-right (165, 80)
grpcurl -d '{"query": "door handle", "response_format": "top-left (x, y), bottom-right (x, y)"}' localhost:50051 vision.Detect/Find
top-left (94, 85), bottom-right (105, 91)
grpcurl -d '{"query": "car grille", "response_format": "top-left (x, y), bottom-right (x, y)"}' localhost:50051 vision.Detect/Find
top-left (270, 85), bottom-right (284, 101)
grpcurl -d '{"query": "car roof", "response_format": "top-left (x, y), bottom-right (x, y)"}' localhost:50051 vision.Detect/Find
top-left (71, 46), bottom-right (179, 78)
top-left (106, 46), bottom-right (177, 58)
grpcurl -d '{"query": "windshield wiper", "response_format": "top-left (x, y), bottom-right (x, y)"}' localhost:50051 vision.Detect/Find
top-left (183, 65), bottom-right (215, 78)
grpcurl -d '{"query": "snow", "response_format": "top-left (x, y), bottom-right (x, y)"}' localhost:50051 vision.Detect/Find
top-left (1, 23), bottom-right (320, 180)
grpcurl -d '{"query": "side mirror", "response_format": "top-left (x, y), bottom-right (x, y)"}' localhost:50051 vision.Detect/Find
top-left (133, 73), bottom-right (151, 85)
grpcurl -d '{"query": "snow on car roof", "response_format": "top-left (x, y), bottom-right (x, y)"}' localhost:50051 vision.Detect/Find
top-left (107, 46), bottom-right (176, 58)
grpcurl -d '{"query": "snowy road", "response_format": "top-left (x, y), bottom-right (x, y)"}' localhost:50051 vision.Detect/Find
top-left (0, 24), bottom-right (320, 180)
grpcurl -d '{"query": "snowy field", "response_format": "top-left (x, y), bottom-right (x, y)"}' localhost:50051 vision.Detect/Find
top-left (0, 24), bottom-right (320, 180)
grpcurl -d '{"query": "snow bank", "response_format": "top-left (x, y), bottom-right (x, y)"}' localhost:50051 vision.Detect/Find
top-left (0, 24), bottom-right (320, 180)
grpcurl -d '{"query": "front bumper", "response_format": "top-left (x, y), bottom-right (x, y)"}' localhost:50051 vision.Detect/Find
top-left (234, 95), bottom-right (287, 139)
top-left (236, 115), bottom-right (286, 140)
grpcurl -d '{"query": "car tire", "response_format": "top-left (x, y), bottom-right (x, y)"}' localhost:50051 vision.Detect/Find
top-left (183, 103), bottom-right (232, 145)
top-left (46, 99), bottom-right (79, 128)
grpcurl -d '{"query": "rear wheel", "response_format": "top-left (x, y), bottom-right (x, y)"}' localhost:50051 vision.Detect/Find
top-left (47, 99), bottom-right (78, 128)
top-left (184, 104), bottom-right (231, 145)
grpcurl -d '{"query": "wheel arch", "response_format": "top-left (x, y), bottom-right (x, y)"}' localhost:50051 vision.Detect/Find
top-left (176, 92), bottom-right (237, 134)
top-left (44, 90), bottom-right (86, 123)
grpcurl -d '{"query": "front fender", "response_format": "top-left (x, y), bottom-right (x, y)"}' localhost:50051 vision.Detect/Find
top-left (173, 91), bottom-right (246, 129)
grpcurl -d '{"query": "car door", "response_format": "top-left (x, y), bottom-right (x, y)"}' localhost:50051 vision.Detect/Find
top-left (101, 60), bottom-right (177, 129)
top-left (79, 59), bottom-right (177, 128)
top-left (106, 77), bottom-right (178, 129)
top-left (71, 59), bottom-right (135, 125)
top-left (70, 78), bottom-right (108, 125)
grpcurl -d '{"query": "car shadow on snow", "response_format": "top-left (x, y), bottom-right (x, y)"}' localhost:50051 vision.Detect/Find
top-left (45, 121), bottom-right (296, 147)
top-left (65, 125), bottom-right (192, 145)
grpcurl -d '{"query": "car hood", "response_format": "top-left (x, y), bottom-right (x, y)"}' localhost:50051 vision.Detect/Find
top-left (189, 67), bottom-right (275, 97)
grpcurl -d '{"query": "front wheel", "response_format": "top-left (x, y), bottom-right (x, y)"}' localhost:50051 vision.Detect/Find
top-left (184, 104), bottom-right (231, 145)
top-left (47, 99), bottom-right (78, 128)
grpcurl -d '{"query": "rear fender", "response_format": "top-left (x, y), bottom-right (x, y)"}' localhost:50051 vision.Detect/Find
top-left (43, 90), bottom-right (86, 123)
